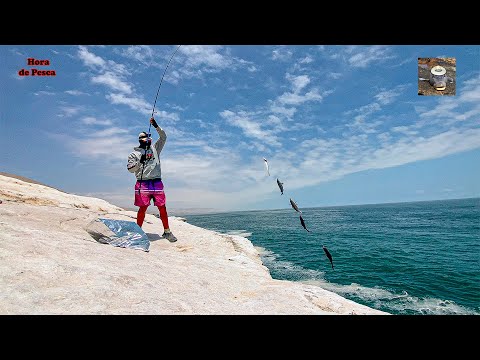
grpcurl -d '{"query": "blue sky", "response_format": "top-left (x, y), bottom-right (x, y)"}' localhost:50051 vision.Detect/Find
top-left (1, 45), bottom-right (479, 213)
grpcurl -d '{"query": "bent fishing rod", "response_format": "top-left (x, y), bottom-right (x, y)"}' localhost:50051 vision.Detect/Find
top-left (138, 45), bottom-right (182, 193)
top-left (147, 44), bottom-right (182, 136)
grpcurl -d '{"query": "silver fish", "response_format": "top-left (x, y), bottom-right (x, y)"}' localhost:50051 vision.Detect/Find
top-left (289, 198), bottom-right (302, 213)
top-left (323, 245), bottom-right (334, 270)
top-left (276, 178), bottom-right (284, 195)
top-left (263, 158), bottom-right (270, 176)
top-left (299, 215), bottom-right (310, 232)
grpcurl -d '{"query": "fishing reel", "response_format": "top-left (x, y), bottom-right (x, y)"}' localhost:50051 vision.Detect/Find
top-left (140, 148), bottom-right (154, 164)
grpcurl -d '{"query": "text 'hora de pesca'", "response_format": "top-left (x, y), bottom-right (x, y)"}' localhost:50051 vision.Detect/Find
top-left (18, 58), bottom-right (56, 77)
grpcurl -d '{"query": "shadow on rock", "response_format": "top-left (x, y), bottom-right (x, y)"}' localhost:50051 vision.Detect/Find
top-left (146, 233), bottom-right (162, 241)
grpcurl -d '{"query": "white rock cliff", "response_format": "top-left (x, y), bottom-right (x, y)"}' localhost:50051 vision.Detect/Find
top-left (0, 174), bottom-right (387, 314)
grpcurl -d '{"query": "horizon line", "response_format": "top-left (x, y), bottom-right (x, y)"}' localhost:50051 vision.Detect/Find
top-left (182, 196), bottom-right (480, 216)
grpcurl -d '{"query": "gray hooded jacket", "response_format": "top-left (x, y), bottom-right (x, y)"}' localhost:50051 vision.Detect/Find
top-left (127, 126), bottom-right (167, 181)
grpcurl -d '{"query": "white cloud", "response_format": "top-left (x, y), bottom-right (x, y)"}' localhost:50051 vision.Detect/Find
top-left (374, 86), bottom-right (407, 105)
top-left (327, 72), bottom-right (342, 80)
top-left (48, 127), bottom-right (133, 163)
top-left (166, 103), bottom-right (185, 111)
top-left (165, 187), bottom-right (236, 212)
top-left (65, 90), bottom-right (89, 96)
top-left (153, 110), bottom-right (180, 122)
top-left (271, 47), bottom-right (293, 61)
top-left (179, 45), bottom-right (232, 69)
top-left (33, 91), bottom-right (55, 96)
top-left (391, 126), bottom-right (418, 136)
top-left (270, 104), bottom-right (297, 118)
top-left (459, 76), bottom-right (480, 103)
top-left (10, 48), bottom-right (26, 56)
top-left (120, 45), bottom-right (154, 64)
top-left (106, 93), bottom-right (152, 115)
top-left (220, 110), bottom-right (281, 147)
top-left (273, 73), bottom-right (329, 107)
top-left (329, 53), bottom-right (341, 60)
top-left (299, 56), bottom-right (314, 64)
top-left (454, 106), bottom-right (480, 122)
top-left (345, 102), bottom-right (381, 122)
top-left (352, 119), bottom-right (383, 134)
top-left (77, 46), bottom-right (135, 98)
top-left (71, 136), bottom-right (131, 161)
top-left (57, 105), bottom-right (83, 118)
top-left (344, 46), bottom-right (359, 54)
top-left (105, 60), bottom-right (130, 76)
top-left (347, 46), bottom-right (395, 68)
top-left (78, 45), bottom-right (106, 68)
top-left (281, 127), bottom-right (480, 190)
top-left (417, 99), bottom-right (458, 119)
top-left (277, 89), bottom-right (324, 106)
top-left (81, 117), bottom-right (113, 126)
top-left (364, 128), bottom-right (480, 170)
top-left (266, 115), bottom-right (282, 126)
top-left (91, 71), bottom-right (133, 94)
top-left (87, 128), bottom-right (127, 138)
top-left (345, 85), bottom-right (408, 132)
top-left (159, 45), bottom-right (253, 83)
top-left (106, 93), bottom-right (180, 122)
top-left (390, 58), bottom-right (413, 68)
top-left (286, 73), bottom-right (310, 93)
top-left (163, 154), bottom-right (237, 187)
top-left (227, 83), bottom-right (250, 91)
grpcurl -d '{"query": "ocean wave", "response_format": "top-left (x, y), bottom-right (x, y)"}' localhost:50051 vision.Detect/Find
top-left (224, 229), bottom-right (252, 238)
top-left (320, 282), bottom-right (480, 315)
top-left (259, 249), bottom-right (479, 315)
top-left (259, 248), bottom-right (325, 281)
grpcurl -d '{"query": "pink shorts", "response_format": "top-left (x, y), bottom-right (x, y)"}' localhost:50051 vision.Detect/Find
top-left (134, 178), bottom-right (166, 207)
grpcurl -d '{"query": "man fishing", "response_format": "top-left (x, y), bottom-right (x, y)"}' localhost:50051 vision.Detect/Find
top-left (127, 117), bottom-right (177, 242)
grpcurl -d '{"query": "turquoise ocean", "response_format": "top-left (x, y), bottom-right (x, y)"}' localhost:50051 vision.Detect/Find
top-left (185, 198), bottom-right (479, 315)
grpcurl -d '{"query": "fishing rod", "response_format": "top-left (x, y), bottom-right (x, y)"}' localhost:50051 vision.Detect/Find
top-left (138, 45), bottom-right (182, 194)
top-left (147, 44), bottom-right (182, 137)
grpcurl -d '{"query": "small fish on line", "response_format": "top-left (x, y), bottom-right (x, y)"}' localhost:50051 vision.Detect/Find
top-left (289, 198), bottom-right (302, 213)
top-left (323, 245), bottom-right (334, 270)
top-left (263, 158), bottom-right (270, 176)
top-left (276, 178), bottom-right (284, 195)
top-left (299, 215), bottom-right (310, 232)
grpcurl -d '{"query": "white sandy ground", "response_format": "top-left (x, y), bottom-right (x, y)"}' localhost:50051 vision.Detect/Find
top-left (0, 174), bottom-right (388, 315)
